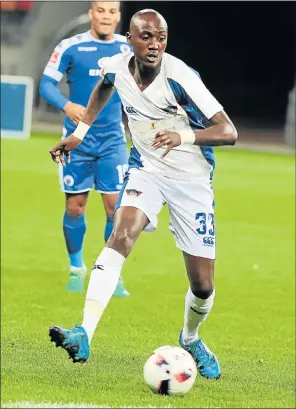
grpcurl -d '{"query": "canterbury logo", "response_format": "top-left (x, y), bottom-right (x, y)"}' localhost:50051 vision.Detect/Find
top-left (203, 237), bottom-right (214, 246)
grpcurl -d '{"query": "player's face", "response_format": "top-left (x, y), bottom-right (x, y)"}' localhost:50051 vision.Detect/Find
top-left (89, 2), bottom-right (120, 39)
top-left (129, 20), bottom-right (168, 68)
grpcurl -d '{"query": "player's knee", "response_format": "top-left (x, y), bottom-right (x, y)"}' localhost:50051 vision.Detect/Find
top-left (66, 202), bottom-right (86, 217)
top-left (105, 204), bottom-right (115, 217)
top-left (191, 283), bottom-right (214, 300)
top-left (110, 227), bottom-right (137, 244)
top-left (109, 226), bottom-right (139, 251)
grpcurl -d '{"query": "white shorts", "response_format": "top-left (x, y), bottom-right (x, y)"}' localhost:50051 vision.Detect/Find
top-left (116, 169), bottom-right (216, 259)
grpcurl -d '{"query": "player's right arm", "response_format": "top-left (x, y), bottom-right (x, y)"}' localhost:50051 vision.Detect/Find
top-left (49, 73), bottom-right (116, 166)
top-left (39, 41), bottom-right (85, 125)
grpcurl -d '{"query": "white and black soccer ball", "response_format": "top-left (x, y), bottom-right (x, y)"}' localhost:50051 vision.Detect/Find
top-left (143, 345), bottom-right (197, 396)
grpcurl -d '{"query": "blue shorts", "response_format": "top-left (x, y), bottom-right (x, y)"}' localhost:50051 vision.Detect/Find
top-left (59, 133), bottom-right (128, 194)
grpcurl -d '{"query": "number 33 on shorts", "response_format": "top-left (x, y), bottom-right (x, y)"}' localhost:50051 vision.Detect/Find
top-left (195, 212), bottom-right (215, 246)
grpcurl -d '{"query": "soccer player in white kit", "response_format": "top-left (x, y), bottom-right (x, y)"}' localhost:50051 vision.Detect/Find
top-left (49, 9), bottom-right (238, 379)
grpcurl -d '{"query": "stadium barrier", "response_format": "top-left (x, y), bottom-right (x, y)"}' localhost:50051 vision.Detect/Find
top-left (1, 75), bottom-right (34, 140)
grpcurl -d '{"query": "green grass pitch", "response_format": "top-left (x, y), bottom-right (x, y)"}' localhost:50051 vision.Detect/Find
top-left (1, 133), bottom-right (295, 408)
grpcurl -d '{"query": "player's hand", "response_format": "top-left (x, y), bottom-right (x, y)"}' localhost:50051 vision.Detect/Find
top-left (49, 135), bottom-right (81, 167)
top-left (63, 102), bottom-right (85, 125)
top-left (152, 130), bottom-right (181, 159)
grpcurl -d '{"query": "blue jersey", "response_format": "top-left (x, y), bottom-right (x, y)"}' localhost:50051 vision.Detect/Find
top-left (40, 30), bottom-right (131, 153)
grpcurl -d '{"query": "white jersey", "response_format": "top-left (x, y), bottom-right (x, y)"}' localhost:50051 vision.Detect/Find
top-left (101, 52), bottom-right (223, 179)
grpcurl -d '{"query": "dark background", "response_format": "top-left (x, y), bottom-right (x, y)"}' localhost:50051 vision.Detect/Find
top-left (121, 1), bottom-right (296, 126)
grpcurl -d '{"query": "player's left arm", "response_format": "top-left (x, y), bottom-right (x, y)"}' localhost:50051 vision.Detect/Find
top-left (153, 66), bottom-right (238, 158)
top-left (192, 110), bottom-right (238, 146)
top-left (180, 66), bottom-right (238, 147)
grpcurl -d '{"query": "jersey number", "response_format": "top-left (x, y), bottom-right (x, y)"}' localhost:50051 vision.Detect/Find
top-left (195, 212), bottom-right (215, 236)
top-left (116, 164), bottom-right (129, 184)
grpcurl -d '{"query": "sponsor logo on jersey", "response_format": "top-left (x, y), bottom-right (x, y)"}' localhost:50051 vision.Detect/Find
top-left (203, 237), bottom-right (215, 246)
top-left (126, 189), bottom-right (142, 197)
top-left (63, 175), bottom-right (74, 187)
top-left (98, 57), bottom-right (111, 68)
top-left (126, 106), bottom-right (137, 114)
top-left (89, 69), bottom-right (102, 76)
top-left (78, 46), bottom-right (97, 52)
top-left (88, 57), bottom-right (111, 76)
top-left (49, 51), bottom-right (60, 64)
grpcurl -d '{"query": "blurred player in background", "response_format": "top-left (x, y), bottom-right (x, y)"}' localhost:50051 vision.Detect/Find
top-left (40, 1), bottom-right (130, 296)
top-left (49, 10), bottom-right (238, 379)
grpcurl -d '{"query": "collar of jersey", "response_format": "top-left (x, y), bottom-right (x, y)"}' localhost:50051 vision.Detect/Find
top-left (87, 30), bottom-right (116, 44)
top-left (126, 53), bottom-right (165, 93)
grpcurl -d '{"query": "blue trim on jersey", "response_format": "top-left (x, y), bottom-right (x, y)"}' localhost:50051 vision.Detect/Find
top-left (201, 147), bottom-right (215, 170)
top-left (167, 77), bottom-right (215, 169)
top-left (128, 145), bottom-right (142, 169)
top-left (39, 75), bottom-right (69, 111)
top-left (104, 73), bottom-right (116, 85)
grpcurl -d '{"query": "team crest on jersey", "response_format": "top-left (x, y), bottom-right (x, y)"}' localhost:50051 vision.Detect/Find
top-left (63, 175), bottom-right (74, 187)
top-left (126, 189), bottom-right (142, 197)
top-left (120, 44), bottom-right (130, 53)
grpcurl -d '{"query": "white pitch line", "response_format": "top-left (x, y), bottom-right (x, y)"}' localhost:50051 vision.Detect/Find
top-left (1, 403), bottom-right (174, 409)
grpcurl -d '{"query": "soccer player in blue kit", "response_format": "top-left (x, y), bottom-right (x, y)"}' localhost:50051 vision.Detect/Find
top-left (40, 1), bottom-right (130, 296)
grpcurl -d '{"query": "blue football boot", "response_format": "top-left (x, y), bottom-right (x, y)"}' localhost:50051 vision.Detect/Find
top-left (66, 265), bottom-right (87, 293)
top-left (179, 331), bottom-right (221, 379)
top-left (49, 325), bottom-right (90, 363)
top-left (113, 276), bottom-right (130, 298)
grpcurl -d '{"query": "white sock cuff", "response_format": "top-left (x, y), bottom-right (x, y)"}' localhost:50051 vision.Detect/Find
top-left (188, 287), bottom-right (215, 311)
top-left (95, 247), bottom-right (125, 267)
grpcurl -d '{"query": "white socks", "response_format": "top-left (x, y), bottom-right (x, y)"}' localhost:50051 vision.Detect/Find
top-left (182, 287), bottom-right (215, 345)
top-left (81, 247), bottom-right (215, 347)
top-left (81, 247), bottom-right (125, 343)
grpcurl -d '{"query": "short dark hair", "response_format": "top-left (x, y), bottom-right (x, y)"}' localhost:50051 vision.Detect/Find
top-left (89, 1), bottom-right (121, 10)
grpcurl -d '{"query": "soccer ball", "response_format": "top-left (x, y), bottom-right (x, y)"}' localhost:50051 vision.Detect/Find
top-left (143, 345), bottom-right (197, 396)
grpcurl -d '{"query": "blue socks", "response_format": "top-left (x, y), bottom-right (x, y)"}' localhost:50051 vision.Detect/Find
top-left (63, 212), bottom-right (86, 268)
top-left (104, 215), bottom-right (114, 243)
top-left (63, 212), bottom-right (113, 268)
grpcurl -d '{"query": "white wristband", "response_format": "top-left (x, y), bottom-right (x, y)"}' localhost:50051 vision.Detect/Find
top-left (178, 128), bottom-right (196, 145)
top-left (72, 122), bottom-right (90, 141)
